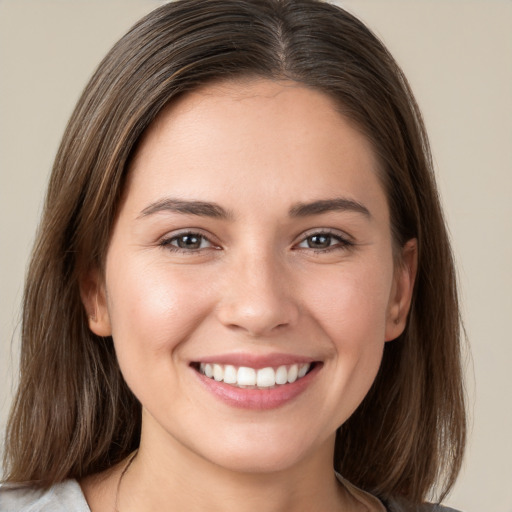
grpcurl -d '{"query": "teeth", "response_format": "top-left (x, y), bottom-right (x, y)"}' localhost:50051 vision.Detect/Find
top-left (223, 365), bottom-right (237, 384)
top-left (213, 364), bottom-right (224, 381)
top-left (198, 362), bottom-right (311, 388)
top-left (298, 363), bottom-right (309, 378)
top-left (256, 367), bottom-right (275, 387)
top-left (287, 364), bottom-right (298, 383)
top-left (237, 367), bottom-right (256, 386)
top-left (275, 365), bottom-right (288, 385)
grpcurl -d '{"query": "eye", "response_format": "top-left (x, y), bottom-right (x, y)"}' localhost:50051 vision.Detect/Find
top-left (160, 232), bottom-right (215, 252)
top-left (296, 231), bottom-right (352, 251)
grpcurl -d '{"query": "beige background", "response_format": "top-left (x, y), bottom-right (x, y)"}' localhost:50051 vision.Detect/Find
top-left (1, 1), bottom-right (511, 511)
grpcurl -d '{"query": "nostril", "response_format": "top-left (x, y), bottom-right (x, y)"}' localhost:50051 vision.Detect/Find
top-left (214, 284), bottom-right (300, 337)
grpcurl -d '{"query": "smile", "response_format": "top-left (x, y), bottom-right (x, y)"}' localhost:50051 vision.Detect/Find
top-left (191, 358), bottom-right (321, 410)
top-left (198, 363), bottom-right (311, 389)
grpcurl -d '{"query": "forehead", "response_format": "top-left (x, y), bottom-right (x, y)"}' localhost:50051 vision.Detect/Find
top-left (124, 79), bottom-right (387, 220)
top-left (135, 79), bottom-right (350, 161)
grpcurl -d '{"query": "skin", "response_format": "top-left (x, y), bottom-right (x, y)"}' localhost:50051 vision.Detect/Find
top-left (81, 79), bottom-right (416, 512)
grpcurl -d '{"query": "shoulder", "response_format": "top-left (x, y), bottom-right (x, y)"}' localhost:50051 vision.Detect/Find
top-left (334, 473), bottom-right (462, 512)
top-left (0, 480), bottom-right (90, 512)
top-left (386, 496), bottom-right (462, 512)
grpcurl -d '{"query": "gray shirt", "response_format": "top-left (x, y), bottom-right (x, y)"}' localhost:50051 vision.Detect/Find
top-left (0, 480), bottom-right (89, 512)
top-left (0, 478), bottom-right (461, 512)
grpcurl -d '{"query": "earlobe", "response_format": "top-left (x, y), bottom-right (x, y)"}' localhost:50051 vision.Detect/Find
top-left (80, 269), bottom-right (112, 337)
top-left (385, 239), bottom-right (418, 342)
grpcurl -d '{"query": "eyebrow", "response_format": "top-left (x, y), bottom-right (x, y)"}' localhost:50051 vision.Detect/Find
top-left (138, 196), bottom-right (371, 220)
top-left (288, 198), bottom-right (371, 218)
top-left (139, 198), bottom-right (232, 219)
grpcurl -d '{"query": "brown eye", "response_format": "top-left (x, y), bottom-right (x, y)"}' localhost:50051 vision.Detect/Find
top-left (296, 231), bottom-right (352, 252)
top-left (306, 234), bottom-right (333, 249)
top-left (161, 232), bottom-right (213, 251)
top-left (175, 234), bottom-right (203, 249)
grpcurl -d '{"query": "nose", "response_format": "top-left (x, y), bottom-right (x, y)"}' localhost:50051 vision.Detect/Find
top-left (215, 251), bottom-right (300, 337)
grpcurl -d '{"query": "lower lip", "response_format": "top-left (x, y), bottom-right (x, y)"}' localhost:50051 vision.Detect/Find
top-left (193, 364), bottom-right (321, 410)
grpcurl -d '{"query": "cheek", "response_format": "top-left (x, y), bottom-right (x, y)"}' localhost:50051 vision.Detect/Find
top-left (306, 263), bottom-right (393, 422)
top-left (105, 260), bottom-right (214, 364)
top-left (308, 262), bottom-right (393, 348)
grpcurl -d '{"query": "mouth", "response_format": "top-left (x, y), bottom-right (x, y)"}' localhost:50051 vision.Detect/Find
top-left (191, 362), bottom-right (315, 389)
top-left (190, 357), bottom-right (321, 410)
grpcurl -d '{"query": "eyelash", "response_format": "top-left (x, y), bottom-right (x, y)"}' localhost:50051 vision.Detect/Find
top-left (159, 229), bottom-right (353, 254)
top-left (159, 231), bottom-right (216, 254)
top-left (295, 230), bottom-right (353, 253)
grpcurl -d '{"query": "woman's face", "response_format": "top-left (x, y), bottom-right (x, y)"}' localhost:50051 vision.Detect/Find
top-left (87, 79), bottom-right (415, 474)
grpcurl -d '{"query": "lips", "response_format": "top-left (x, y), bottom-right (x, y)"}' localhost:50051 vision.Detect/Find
top-left (190, 355), bottom-right (321, 410)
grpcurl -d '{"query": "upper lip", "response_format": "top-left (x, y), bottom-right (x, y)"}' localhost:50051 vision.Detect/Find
top-left (190, 352), bottom-right (318, 369)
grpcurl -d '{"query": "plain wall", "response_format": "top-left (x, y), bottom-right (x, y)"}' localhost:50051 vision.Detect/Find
top-left (1, 1), bottom-right (511, 511)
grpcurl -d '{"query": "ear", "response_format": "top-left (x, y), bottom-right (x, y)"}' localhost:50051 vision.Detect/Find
top-left (80, 268), bottom-right (112, 337)
top-left (385, 239), bottom-right (418, 342)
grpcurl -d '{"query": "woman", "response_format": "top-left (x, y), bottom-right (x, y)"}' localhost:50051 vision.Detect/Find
top-left (1, 0), bottom-right (466, 511)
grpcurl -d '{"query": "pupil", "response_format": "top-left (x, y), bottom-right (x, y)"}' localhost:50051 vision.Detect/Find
top-left (178, 235), bottom-right (201, 249)
top-left (309, 235), bottom-right (330, 248)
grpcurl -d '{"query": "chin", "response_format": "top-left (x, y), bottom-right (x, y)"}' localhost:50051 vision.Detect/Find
top-left (206, 446), bottom-right (308, 475)
top-left (186, 423), bottom-right (326, 475)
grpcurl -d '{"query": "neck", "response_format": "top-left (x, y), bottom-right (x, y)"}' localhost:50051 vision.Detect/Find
top-left (115, 415), bottom-right (351, 512)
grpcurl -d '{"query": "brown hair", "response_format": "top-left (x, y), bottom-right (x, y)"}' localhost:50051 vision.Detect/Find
top-left (3, 0), bottom-right (465, 503)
